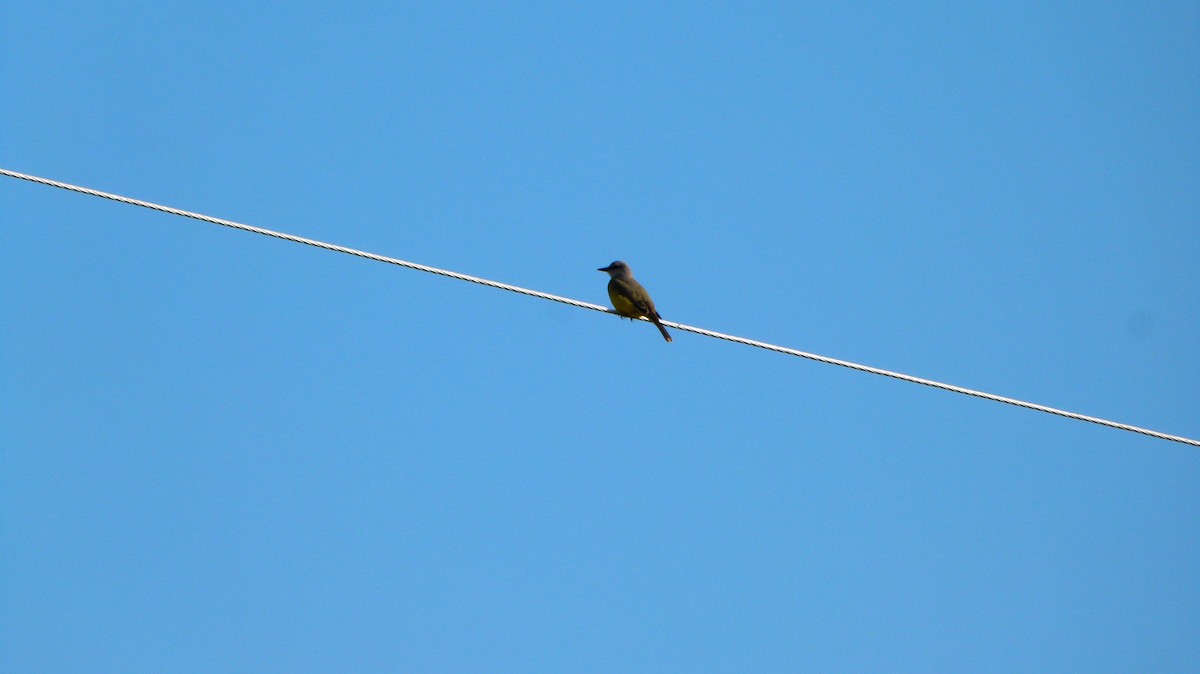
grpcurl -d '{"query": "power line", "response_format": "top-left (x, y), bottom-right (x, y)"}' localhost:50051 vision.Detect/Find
top-left (3, 167), bottom-right (1196, 448)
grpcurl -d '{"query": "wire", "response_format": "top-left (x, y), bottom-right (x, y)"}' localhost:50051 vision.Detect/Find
top-left (3, 167), bottom-right (1197, 448)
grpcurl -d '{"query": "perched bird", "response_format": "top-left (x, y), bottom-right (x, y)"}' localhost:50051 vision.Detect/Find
top-left (598, 260), bottom-right (672, 342)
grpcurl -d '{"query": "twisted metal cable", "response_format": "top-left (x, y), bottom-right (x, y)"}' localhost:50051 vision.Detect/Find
top-left (4, 167), bottom-right (1196, 447)
top-left (0, 168), bottom-right (606, 312)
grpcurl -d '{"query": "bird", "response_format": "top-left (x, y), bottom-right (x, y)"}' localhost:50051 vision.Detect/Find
top-left (598, 260), bottom-right (672, 342)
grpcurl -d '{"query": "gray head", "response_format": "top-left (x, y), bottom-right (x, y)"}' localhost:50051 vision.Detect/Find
top-left (598, 260), bottom-right (632, 278)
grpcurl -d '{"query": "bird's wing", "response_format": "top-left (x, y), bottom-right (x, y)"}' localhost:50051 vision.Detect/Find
top-left (612, 278), bottom-right (656, 316)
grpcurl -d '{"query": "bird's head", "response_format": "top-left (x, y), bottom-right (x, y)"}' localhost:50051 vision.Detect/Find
top-left (598, 260), bottom-right (631, 277)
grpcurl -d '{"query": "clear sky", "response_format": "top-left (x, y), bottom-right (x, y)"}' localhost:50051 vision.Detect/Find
top-left (2, 2), bottom-right (1198, 672)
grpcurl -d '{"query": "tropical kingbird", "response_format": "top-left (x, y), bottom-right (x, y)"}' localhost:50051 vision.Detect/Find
top-left (598, 261), bottom-right (672, 342)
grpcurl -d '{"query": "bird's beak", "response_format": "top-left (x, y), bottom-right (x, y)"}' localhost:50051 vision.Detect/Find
top-left (597, 266), bottom-right (609, 272)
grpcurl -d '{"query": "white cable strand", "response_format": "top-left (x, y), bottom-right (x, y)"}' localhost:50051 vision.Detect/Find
top-left (4, 167), bottom-right (1197, 448)
top-left (0, 169), bottom-right (605, 313)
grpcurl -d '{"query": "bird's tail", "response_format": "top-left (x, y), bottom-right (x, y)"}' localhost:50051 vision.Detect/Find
top-left (652, 318), bottom-right (672, 343)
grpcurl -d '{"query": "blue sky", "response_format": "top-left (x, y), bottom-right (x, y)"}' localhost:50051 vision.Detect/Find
top-left (2, 2), bottom-right (1197, 671)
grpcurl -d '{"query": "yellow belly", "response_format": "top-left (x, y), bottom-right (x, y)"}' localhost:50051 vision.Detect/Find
top-left (608, 288), bottom-right (642, 318)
